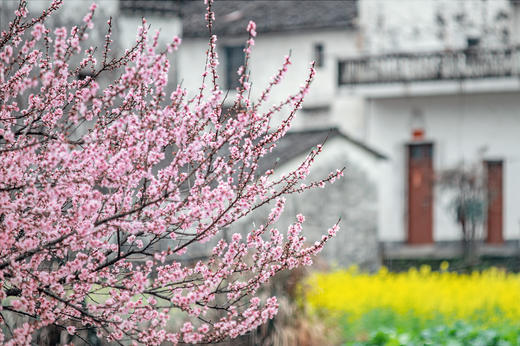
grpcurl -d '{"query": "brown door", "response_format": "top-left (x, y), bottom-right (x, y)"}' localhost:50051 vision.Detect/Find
top-left (485, 160), bottom-right (504, 244)
top-left (407, 143), bottom-right (434, 244)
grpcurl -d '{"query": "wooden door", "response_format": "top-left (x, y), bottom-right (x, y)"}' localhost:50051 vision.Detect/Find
top-left (407, 143), bottom-right (434, 244)
top-left (486, 160), bottom-right (504, 244)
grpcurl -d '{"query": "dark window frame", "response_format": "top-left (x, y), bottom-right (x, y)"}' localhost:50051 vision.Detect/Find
top-left (224, 45), bottom-right (245, 90)
top-left (314, 43), bottom-right (324, 68)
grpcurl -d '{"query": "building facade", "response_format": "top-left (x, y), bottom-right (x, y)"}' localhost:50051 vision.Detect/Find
top-left (339, 0), bottom-right (520, 258)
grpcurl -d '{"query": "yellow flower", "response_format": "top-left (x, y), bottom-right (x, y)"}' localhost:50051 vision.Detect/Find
top-left (304, 266), bottom-right (520, 326)
top-left (440, 261), bottom-right (449, 271)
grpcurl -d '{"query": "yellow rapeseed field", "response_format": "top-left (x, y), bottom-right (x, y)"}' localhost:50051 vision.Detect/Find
top-left (304, 265), bottom-right (520, 325)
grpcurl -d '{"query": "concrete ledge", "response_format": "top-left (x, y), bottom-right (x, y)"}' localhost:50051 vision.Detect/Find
top-left (382, 241), bottom-right (520, 260)
top-left (339, 78), bottom-right (520, 99)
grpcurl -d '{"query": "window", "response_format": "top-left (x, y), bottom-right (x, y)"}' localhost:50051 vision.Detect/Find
top-left (410, 144), bottom-right (432, 159)
top-left (314, 43), bottom-right (324, 68)
top-left (465, 37), bottom-right (480, 65)
top-left (300, 105), bottom-right (330, 117)
top-left (224, 45), bottom-right (245, 90)
top-left (78, 71), bottom-right (94, 80)
top-left (466, 37), bottom-right (480, 49)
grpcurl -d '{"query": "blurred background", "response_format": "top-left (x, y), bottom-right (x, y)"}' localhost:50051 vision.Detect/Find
top-left (2, 0), bottom-right (520, 344)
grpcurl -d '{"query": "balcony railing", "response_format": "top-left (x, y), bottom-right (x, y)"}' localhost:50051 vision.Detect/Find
top-left (338, 46), bottom-right (520, 85)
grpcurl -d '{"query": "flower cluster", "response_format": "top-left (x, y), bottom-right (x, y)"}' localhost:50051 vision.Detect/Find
top-left (0, 0), bottom-right (342, 344)
top-left (305, 266), bottom-right (520, 325)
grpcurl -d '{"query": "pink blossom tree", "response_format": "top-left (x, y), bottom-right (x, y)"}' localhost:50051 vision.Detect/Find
top-left (0, 0), bottom-right (342, 344)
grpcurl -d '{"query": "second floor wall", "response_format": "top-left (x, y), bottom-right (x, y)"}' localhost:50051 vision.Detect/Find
top-left (178, 28), bottom-right (358, 113)
top-left (359, 0), bottom-right (517, 54)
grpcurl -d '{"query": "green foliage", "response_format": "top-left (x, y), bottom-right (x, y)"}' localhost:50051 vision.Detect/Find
top-left (342, 316), bottom-right (520, 346)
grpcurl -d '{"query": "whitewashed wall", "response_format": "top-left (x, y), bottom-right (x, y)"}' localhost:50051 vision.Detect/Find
top-left (27, 0), bottom-right (118, 15)
top-left (26, 0), bottom-right (118, 27)
top-left (21, 2), bottom-right (360, 137)
top-left (358, 0), bottom-right (513, 53)
top-left (178, 29), bottom-right (359, 130)
top-left (364, 92), bottom-right (520, 242)
top-left (23, 1), bottom-right (182, 93)
top-left (513, 3), bottom-right (520, 45)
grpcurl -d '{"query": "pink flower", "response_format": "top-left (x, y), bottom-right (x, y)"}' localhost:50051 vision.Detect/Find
top-left (0, 1), bottom-right (338, 343)
top-left (247, 21), bottom-right (257, 37)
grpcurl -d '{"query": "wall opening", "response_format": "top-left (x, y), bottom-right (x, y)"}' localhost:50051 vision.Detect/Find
top-left (407, 143), bottom-right (434, 244)
top-left (485, 160), bottom-right (504, 244)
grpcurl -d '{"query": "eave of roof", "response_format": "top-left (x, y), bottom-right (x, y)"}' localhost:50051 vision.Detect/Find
top-left (181, 1), bottom-right (358, 38)
top-left (257, 127), bottom-right (386, 176)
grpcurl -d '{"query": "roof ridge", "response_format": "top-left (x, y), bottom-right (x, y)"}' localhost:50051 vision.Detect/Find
top-left (181, 1), bottom-right (357, 38)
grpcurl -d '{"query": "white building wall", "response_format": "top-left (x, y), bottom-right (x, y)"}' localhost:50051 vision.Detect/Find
top-left (366, 92), bottom-right (520, 242)
top-left (513, 3), bottom-right (520, 45)
top-left (359, 0), bottom-right (513, 53)
top-left (178, 29), bottom-right (359, 130)
top-left (27, 0), bottom-right (119, 15)
top-left (118, 16), bottom-right (182, 52)
top-left (20, 1), bottom-right (182, 75)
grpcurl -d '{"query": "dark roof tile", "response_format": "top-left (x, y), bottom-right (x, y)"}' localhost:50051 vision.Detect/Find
top-left (181, 0), bottom-right (357, 38)
top-left (257, 127), bottom-right (386, 176)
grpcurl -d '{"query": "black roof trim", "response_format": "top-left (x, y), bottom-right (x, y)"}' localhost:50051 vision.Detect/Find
top-left (181, 1), bottom-right (358, 38)
top-left (257, 127), bottom-right (386, 176)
